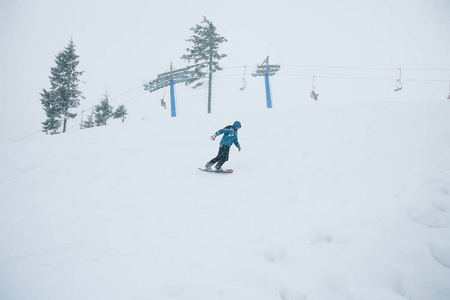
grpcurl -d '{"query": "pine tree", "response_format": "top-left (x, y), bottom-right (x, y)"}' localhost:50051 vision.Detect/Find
top-left (40, 39), bottom-right (84, 134)
top-left (94, 93), bottom-right (113, 126)
top-left (181, 16), bottom-right (227, 114)
top-left (40, 89), bottom-right (61, 134)
top-left (82, 110), bottom-right (95, 129)
top-left (112, 105), bottom-right (128, 123)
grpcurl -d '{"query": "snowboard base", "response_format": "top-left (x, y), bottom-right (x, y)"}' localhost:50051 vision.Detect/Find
top-left (198, 168), bottom-right (233, 174)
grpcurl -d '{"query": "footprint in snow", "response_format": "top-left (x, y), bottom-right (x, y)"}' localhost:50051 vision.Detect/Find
top-left (279, 287), bottom-right (308, 300)
top-left (424, 183), bottom-right (450, 213)
top-left (264, 244), bottom-right (288, 263)
top-left (310, 228), bottom-right (333, 245)
top-left (429, 242), bottom-right (450, 269)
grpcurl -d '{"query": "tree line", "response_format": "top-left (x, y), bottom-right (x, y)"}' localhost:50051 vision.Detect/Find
top-left (40, 39), bottom-right (127, 135)
top-left (40, 16), bottom-right (226, 134)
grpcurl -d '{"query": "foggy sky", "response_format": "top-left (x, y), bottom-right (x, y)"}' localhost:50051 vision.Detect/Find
top-left (1, 0), bottom-right (449, 146)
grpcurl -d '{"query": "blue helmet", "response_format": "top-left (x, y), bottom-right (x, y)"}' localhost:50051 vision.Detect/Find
top-left (233, 121), bottom-right (242, 129)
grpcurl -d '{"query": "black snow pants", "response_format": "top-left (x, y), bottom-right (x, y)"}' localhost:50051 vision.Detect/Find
top-left (208, 144), bottom-right (230, 169)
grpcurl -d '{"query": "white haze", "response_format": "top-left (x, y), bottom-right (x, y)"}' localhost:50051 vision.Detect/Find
top-left (1, 97), bottom-right (450, 299)
top-left (1, 0), bottom-right (449, 145)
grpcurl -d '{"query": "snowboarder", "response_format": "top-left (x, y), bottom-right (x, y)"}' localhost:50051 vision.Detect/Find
top-left (205, 121), bottom-right (242, 171)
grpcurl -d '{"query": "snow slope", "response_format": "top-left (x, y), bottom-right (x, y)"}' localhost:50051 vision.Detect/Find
top-left (1, 98), bottom-right (450, 300)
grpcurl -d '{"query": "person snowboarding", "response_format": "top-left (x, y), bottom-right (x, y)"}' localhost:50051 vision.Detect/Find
top-left (205, 121), bottom-right (242, 172)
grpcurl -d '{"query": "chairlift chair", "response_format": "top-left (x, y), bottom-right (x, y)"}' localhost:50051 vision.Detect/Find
top-left (310, 76), bottom-right (319, 100)
top-left (394, 68), bottom-right (402, 92)
top-left (394, 80), bottom-right (403, 92)
top-left (240, 66), bottom-right (247, 91)
top-left (160, 86), bottom-right (167, 109)
top-left (310, 90), bottom-right (319, 101)
top-left (240, 78), bottom-right (247, 91)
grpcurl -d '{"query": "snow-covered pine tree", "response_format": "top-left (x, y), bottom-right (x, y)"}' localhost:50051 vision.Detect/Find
top-left (40, 89), bottom-right (61, 134)
top-left (82, 110), bottom-right (95, 129)
top-left (94, 93), bottom-right (113, 126)
top-left (40, 39), bottom-right (84, 134)
top-left (181, 16), bottom-right (227, 114)
top-left (112, 105), bottom-right (127, 123)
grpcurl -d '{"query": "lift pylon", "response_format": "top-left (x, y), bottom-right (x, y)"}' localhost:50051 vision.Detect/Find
top-left (144, 63), bottom-right (194, 117)
top-left (252, 56), bottom-right (281, 108)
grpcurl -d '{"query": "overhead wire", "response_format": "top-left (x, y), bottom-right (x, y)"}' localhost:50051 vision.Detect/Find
top-left (223, 64), bottom-right (450, 72)
top-left (275, 73), bottom-right (450, 82)
top-left (76, 84), bottom-right (143, 114)
top-left (14, 84), bottom-right (148, 141)
top-left (280, 65), bottom-right (450, 72)
top-left (13, 63), bottom-right (450, 143)
top-left (12, 129), bottom-right (43, 143)
top-left (71, 88), bottom-right (147, 132)
top-left (218, 63), bottom-right (450, 82)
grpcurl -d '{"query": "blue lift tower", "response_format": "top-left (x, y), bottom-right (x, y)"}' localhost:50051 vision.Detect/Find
top-left (252, 56), bottom-right (280, 108)
top-left (144, 63), bottom-right (194, 117)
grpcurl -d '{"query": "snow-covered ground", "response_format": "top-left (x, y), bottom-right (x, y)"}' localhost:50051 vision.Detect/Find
top-left (1, 97), bottom-right (450, 300)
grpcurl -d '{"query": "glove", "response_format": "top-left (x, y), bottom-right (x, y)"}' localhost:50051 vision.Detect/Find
top-left (210, 134), bottom-right (217, 141)
top-left (237, 145), bottom-right (241, 151)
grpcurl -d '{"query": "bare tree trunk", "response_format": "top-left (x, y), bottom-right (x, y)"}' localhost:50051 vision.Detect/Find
top-left (63, 114), bottom-right (67, 132)
top-left (207, 72), bottom-right (212, 114)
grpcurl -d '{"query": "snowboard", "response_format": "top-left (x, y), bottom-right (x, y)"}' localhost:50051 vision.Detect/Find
top-left (198, 168), bottom-right (233, 174)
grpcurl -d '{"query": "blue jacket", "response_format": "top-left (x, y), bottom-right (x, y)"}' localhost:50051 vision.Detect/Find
top-left (215, 121), bottom-right (241, 148)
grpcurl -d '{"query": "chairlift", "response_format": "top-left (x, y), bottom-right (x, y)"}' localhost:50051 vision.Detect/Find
top-left (310, 76), bottom-right (319, 100)
top-left (240, 66), bottom-right (247, 91)
top-left (394, 68), bottom-right (402, 92)
top-left (240, 78), bottom-right (247, 91)
top-left (160, 87), bottom-right (167, 109)
top-left (394, 80), bottom-right (402, 92)
top-left (79, 111), bottom-right (85, 129)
